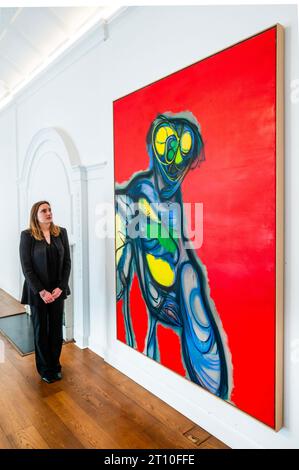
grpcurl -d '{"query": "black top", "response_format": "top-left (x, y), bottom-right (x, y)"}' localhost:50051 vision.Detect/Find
top-left (31, 236), bottom-right (60, 307)
top-left (45, 235), bottom-right (59, 289)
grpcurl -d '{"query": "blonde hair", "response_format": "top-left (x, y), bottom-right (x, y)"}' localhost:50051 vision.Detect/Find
top-left (29, 201), bottom-right (61, 240)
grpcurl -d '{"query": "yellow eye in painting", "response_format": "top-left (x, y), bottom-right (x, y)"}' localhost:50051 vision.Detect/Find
top-left (155, 126), bottom-right (175, 156)
top-left (180, 131), bottom-right (192, 153)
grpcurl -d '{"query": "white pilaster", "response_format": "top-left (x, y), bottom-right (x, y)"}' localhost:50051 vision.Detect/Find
top-left (71, 165), bottom-right (90, 348)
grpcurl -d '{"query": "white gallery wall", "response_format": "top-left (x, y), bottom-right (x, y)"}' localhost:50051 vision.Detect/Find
top-left (0, 106), bottom-right (19, 296)
top-left (0, 5), bottom-right (298, 448)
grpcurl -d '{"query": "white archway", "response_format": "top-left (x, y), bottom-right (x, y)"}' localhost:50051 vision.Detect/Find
top-left (18, 127), bottom-right (90, 348)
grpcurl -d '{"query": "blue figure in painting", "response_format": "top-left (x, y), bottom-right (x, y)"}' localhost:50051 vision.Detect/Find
top-left (115, 111), bottom-right (232, 399)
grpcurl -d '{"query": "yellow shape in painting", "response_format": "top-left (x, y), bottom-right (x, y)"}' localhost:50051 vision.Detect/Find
top-left (174, 148), bottom-right (183, 164)
top-left (146, 253), bottom-right (175, 287)
top-left (180, 131), bottom-right (192, 153)
top-left (139, 197), bottom-right (158, 221)
top-left (155, 126), bottom-right (175, 155)
top-left (115, 213), bottom-right (125, 264)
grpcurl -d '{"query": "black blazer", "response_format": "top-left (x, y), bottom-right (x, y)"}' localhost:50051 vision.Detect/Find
top-left (19, 226), bottom-right (71, 306)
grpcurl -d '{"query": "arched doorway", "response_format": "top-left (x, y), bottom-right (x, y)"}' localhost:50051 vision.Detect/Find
top-left (18, 128), bottom-right (90, 346)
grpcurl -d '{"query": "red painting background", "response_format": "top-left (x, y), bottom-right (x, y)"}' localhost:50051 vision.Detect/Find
top-left (114, 27), bottom-right (277, 428)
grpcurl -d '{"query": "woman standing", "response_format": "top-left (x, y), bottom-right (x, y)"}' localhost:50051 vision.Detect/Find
top-left (19, 201), bottom-right (71, 384)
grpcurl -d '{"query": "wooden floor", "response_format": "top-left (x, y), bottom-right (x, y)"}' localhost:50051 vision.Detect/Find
top-left (0, 288), bottom-right (25, 318)
top-left (0, 335), bottom-right (230, 449)
top-left (0, 288), bottom-right (229, 449)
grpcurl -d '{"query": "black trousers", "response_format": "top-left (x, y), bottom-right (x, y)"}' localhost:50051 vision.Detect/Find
top-left (30, 297), bottom-right (64, 377)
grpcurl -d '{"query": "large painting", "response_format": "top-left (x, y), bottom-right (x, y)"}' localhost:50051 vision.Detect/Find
top-left (113, 25), bottom-right (284, 430)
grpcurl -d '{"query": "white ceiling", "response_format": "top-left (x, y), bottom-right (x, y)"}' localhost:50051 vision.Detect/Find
top-left (0, 7), bottom-right (120, 106)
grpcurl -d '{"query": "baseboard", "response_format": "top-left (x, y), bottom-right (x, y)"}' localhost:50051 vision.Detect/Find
top-left (73, 334), bottom-right (89, 349)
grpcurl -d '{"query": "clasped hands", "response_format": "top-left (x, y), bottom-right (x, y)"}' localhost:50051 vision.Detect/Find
top-left (39, 287), bottom-right (62, 304)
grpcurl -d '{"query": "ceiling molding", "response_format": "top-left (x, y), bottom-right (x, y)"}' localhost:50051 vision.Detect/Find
top-left (9, 24), bottom-right (44, 57)
top-left (0, 7), bottom-right (129, 113)
top-left (47, 7), bottom-right (71, 36)
top-left (0, 52), bottom-right (25, 77)
top-left (0, 8), bottom-right (20, 31)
